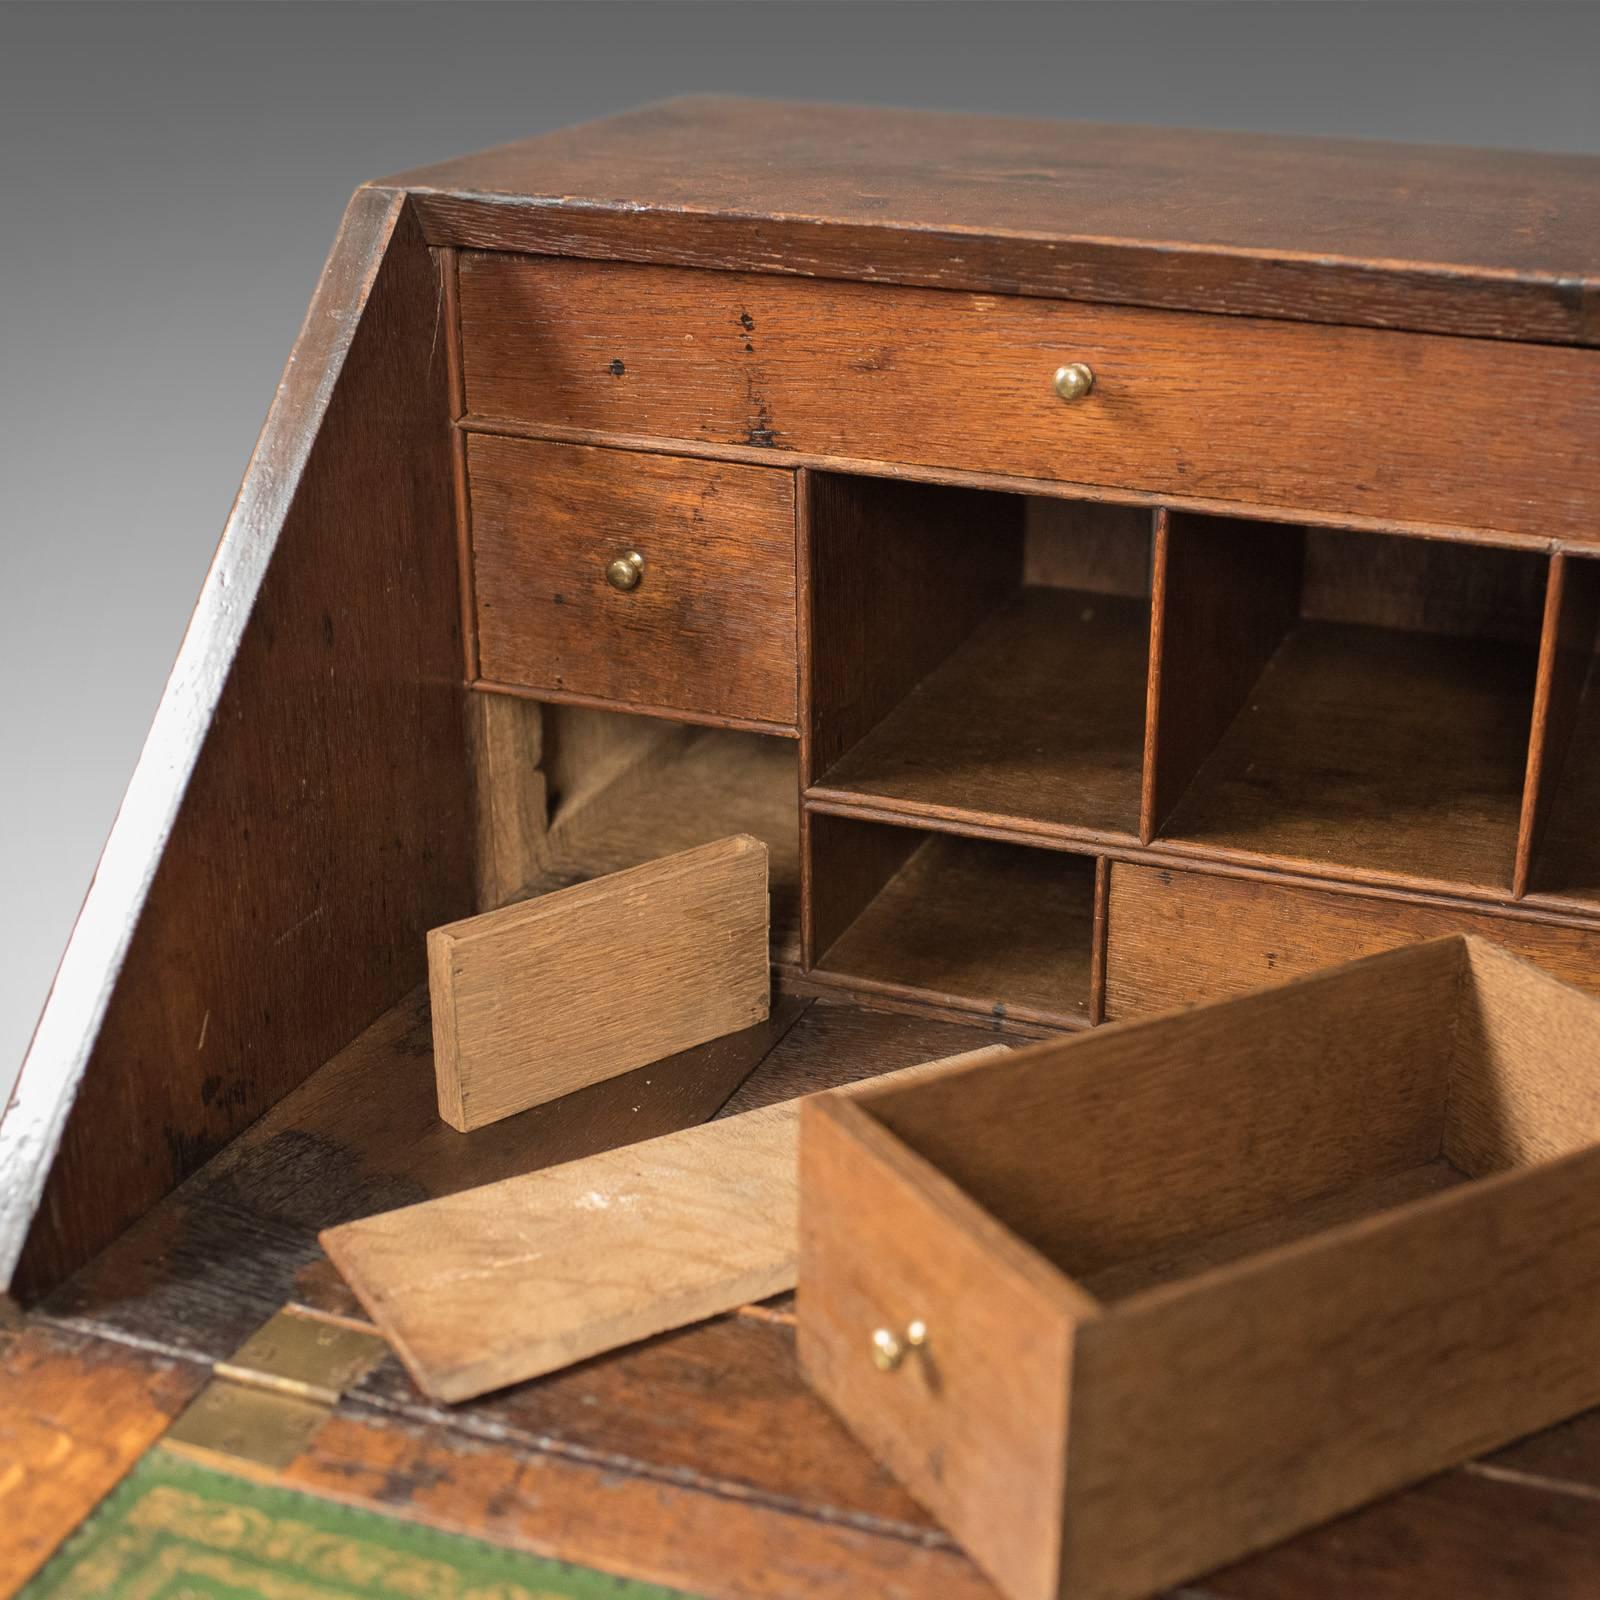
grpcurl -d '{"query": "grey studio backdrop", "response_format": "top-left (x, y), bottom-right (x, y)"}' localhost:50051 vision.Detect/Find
top-left (3, 0), bottom-right (1599, 1109)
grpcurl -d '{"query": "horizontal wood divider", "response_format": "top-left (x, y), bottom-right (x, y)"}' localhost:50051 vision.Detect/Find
top-left (456, 414), bottom-right (1575, 556)
top-left (801, 793), bottom-right (1600, 935)
top-left (471, 678), bottom-right (799, 739)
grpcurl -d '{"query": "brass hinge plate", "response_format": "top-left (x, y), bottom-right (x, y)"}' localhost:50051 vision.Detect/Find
top-left (163, 1306), bottom-right (390, 1472)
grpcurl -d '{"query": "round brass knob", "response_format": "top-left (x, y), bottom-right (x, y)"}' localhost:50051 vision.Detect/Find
top-left (1053, 362), bottom-right (1095, 402)
top-left (605, 551), bottom-right (644, 592)
top-left (871, 1319), bottom-right (928, 1372)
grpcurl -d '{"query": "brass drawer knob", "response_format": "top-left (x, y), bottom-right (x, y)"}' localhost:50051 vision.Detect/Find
top-left (1053, 362), bottom-right (1095, 402)
top-left (605, 550), bottom-right (645, 592)
top-left (871, 1319), bottom-right (928, 1372)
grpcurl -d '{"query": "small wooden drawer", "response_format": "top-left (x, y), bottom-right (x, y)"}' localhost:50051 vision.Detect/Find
top-left (458, 254), bottom-right (1600, 542)
top-left (1103, 860), bottom-right (1600, 1020)
top-left (468, 436), bottom-right (797, 728)
top-left (798, 937), bottom-right (1600, 1600)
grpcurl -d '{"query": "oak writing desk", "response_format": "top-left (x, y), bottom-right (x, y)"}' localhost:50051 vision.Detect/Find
top-left (4, 99), bottom-right (1600, 1598)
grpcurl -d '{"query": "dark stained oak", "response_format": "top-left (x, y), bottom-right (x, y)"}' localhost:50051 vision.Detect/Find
top-left (810, 825), bottom-right (1098, 1028)
top-left (1160, 622), bottom-right (1540, 897)
top-left (383, 97), bottom-right (1600, 347)
top-left (469, 435), bottom-right (799, 728)
top-left (815, 587), bottom-right (1149, 847)
top-left (455, 254), bottom-right (1600, 542)
top-left (805, 473), bottom-right (1019, 786)
top-left (1519, 555), bottom-right (1600, 901)
top-left (4, 193), bottom-right (477, 1301)
top-left (1142, 513), bottom-right (1302, 842)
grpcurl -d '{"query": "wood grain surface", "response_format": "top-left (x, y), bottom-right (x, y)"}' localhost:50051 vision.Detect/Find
top-left (0, 1322), bottom-right (205, 1594)
top-left (1103, 861), bottom-right (1600, 1020)
top-left (1159, 621), bottom-right (1538, 895)
top-left (384, 97), bottom-right (1600, 346)
top-left (323, 1044), bottom-right (1006, 1401)
top-left (430, 835), bottom-right (770, 1130)
top-left (457, 254), bottom-right (1600, 541)
top-left (802, 940), bottom-right (1600, 1600)
top-left (815, 587), bottom-right (1149, 845)
top-left (469, 435), bottom-right (798, 727)
top-left (812, 829), bottom-right (1097, 1027)
top-left (4, 193), bottom-right (475, 1301)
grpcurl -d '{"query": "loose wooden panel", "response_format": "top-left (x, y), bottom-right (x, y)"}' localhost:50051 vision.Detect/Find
top-left (1160, 621), bottom-right (1538, 895)
top-left (815, 588), bottom-right (1149, 844)
top-left (458, 255), bottom-right (1600, 541)
top-left (323, 1045), bottom-right (1006, 1401)
top-left (0, 1323), bottom-right (205, 1593)
top-left (470, 436), bottom-right (798, 728)
top-left (1103, 862), bottom-right (1600, 1021)
top-left (1142, 512), bottom-right (1301, 840)
top-left (431, 835), bottom-right (770, 1131)
top-left (387, 97), bottom-right (1600, 346)
top-left (4, 194), bottom-right (475, 1301)
top-left (812, 828), bottom-right (1098, 1027)
top-left (1520, 554), bottom-right (1600, 900)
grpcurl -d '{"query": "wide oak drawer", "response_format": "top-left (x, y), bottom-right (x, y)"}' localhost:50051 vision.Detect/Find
top-left (1104, 861), bottom-right (1600, 1021)
top-left (468, 436), bottom-right (797, 728)
top-left (458, 255), bottom-right (1600, 544)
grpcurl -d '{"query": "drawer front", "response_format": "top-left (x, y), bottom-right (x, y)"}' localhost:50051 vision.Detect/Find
top-left (469, 436), bottom-right (797, 727)
top-left (1105, 862), bottom-right (1600, 1021)
top-left (459, 254), bottom-right (1600, 543)
top-left (797, 1097), bottom-right (1076, 1600)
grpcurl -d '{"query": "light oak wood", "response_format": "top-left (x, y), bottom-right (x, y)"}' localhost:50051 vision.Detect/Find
top-left (799, 937), bottom-right (1600, 1600)
top-left (430, 835), bottom-right (770, 1131)
top-left (457, 254), bottom-right (1600, 542)
top-left (323, 1043), bottom-right (1007, 1402)
top-left (1103, 860), bottom-right (1600, 1020)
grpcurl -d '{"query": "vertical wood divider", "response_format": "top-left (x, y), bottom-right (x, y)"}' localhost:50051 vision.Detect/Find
top-left (1513, 551), bottom-right (1600, 898)
top-left (1138, 508), bottom-right (1173, 845)
top-left (437, 244), bottom-right (479, 683)
top-left (1140, 510), bottom-right (1304, 845)
top-left (1089, 856), bottom-right (1112, 1025)
top-left (796, 467), bottom-right (817, 968)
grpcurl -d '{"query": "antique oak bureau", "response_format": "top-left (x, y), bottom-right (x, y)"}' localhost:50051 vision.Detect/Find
top-left (5, 99), bottom-right (1600, 1599)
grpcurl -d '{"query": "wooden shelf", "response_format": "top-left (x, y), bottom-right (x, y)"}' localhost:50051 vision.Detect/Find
top-left (815, 830), bottom-right (1097, 1027)
top-left (813, 586), bottom-right (1149, 843)
top-left (1160, 621), bottom-right (1538, 895)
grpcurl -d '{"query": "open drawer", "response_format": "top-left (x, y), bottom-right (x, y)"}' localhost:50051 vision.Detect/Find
top-left (798, 936), bottom-right (1600, 1600)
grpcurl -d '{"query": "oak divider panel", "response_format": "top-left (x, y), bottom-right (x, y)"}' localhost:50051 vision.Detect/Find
top-left (1149, 519), bottom-right (1547, 897)
top-left (805, 812), bottom-right (1097, 1027)
top-left (1141, 510), bottom-right (1302, 842)
top-left (809, 484), bottom-right (1151, 844)
top-left (1519, 553), bottom-right (1600, 906)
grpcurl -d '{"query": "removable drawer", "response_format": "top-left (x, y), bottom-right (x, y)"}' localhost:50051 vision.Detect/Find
top-left (1104, 861), bottom-right (1600, 1020)
top-left (799, 938), bottom-right (1600, 1600)
top-left (458, 255), bottom-right (1600, 543)
top-left (468, 437), bottom-right (797, 728)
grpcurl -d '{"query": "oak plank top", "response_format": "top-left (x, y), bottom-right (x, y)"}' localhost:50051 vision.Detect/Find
top-left (382, 96), bottom-right (1600, 346)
